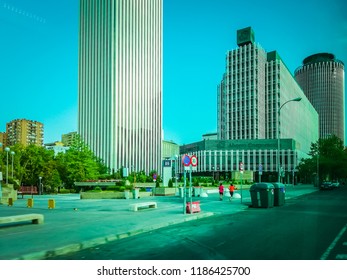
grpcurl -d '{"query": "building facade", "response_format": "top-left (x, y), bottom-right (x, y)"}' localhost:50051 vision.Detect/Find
top-left (181, 27), bottom-right (319, 182)
top-left (78, 0), bottom-right (162, 174)
top-left (295, 53), bottom-right (345, 143)
top-left (6, 119), bottom-right (44, 147)
top-left (218, 27), bottom-right (318, 155)
top-left (45, 141), bottom-right (69, 156)
top-left (162, 140), bottom-right (179, 160)
top-left (0, 132), bottom-right (7, 151)
top-left (61, 132), bottom-right (78, 147)
top-left (179, 139), bottom-right (299, 182)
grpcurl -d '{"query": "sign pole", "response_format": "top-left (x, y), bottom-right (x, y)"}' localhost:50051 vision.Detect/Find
top-left (183, 170), bottom-right (186, 214)
top-left (241, 172), bottom-right (243, 204)
top-left (190, 165), bottom-right (193, 214)
top-left (239, 162), bottom-right (244, 204)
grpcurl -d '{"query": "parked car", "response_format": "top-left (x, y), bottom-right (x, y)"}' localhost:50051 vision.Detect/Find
top-left (320, 181), bottom-right (333, 190)
top-left (331, 181), bottom-right (340, 188)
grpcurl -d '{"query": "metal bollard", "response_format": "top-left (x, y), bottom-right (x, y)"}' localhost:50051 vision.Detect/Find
top-left (8, 198), bottom-right (13, 206)
top-left (48, 199), bottom-right (55, 209)
top-left (27, 198), bottom-right (34, 208)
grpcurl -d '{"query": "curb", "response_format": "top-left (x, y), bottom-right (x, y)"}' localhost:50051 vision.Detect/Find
top-left (14, 212), bottom-right (215, 260)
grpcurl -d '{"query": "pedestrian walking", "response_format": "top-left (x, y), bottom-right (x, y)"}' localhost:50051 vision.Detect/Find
top-left (229, 183), bottom-right (237, 201)
top-left (219, 183), bottom-right (224, 200)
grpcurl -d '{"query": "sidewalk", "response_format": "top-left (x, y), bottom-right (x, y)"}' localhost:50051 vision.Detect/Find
top-left (0, 184), bottom-right (317, 260)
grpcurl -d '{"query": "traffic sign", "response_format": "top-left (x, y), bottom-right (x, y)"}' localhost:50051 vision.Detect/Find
top-left (191, 155), bottom-right (198, 167)
top-left (239, 162), bottom-right (244, 171)
top-left (182, 155), bottom-right (191, 167)
top-left (239, 162), bottom-right (244, 174)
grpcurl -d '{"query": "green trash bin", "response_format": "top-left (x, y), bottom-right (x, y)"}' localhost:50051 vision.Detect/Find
top-left (249, 183), bottom-right (274, 208)
top-left (273, 183), bottom-right (285, 206)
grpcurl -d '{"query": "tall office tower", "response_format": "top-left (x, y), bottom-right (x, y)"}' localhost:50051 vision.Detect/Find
top-left (78, 0), bottom-right (162, 174)
top-left (295, 53), bottom-right (345, 142)
top-left (217, 27), bottom-right (267, 140)
top-left (6, 119), bottom-right (44, 147)
top-left (218, 27), bottom-right (318, 154)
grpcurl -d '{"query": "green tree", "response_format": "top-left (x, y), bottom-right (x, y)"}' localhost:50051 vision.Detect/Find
top-left (19, 145), bottom-right (54, 186)
top-left (298, 135), bottom-right (347, 183)
top-left (56, 135), bottom-right (104, 189)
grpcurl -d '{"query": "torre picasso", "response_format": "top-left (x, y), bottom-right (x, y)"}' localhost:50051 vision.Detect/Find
top-left (78, 0), bottom-right (163, 173)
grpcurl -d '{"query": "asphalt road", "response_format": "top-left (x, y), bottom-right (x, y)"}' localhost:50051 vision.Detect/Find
top-left (45, 186), bottom-right (347, 260)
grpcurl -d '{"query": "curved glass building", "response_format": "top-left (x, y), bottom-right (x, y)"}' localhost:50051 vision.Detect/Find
top-left (295, 53), bottom-right (345, 142)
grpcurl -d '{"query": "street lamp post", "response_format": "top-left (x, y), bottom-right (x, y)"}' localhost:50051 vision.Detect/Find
top-left (39, 176), bottom-right (42, 195)
top-left (174, 155), bottom-right (178, 189)
top-left (277, 97), bottom-right (302, 183)
top-left (0, 142), bottom-right (2, 200)
top-left (11, 151), bottom-right (15, 178)
top-left (5, 147), bottom-right (10, 185)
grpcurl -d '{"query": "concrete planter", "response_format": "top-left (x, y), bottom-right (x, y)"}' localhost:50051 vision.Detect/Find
top-left (80, 191), bottom-right (152, 199)
top-left (0, 184), bottom-right (17, 204)
top-left (154, 187), bottom-right (176, 196)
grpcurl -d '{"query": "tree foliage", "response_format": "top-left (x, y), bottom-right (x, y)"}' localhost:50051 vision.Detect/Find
top-left (1, 134), bottom-right (160, 192)
top-left (298, 135), bottom-right (347, 183)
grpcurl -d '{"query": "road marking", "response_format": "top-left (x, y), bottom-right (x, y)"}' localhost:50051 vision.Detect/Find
top-left (320, 223), bottom-right (347, 260)
top-left (335, 254), bottom-right (347, 260)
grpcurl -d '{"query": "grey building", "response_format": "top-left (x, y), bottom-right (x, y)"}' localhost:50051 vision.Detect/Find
top-left (181, 27), bottom-right (319, 182)
top-left (295, 53), bottom-right (345, 143)
top-left (78, 0), bottom-right (163, 174)
top-left (179, 139), bottom-right (299, 182)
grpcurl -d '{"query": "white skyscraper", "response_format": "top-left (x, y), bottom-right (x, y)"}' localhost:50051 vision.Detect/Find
top-left (78, 0), bottom-right (162, 174)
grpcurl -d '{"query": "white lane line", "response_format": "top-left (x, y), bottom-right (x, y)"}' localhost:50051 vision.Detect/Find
top-left (320, 223), bottom-right (347, 260)
top-left (335, 254), bottom-right (347, 260)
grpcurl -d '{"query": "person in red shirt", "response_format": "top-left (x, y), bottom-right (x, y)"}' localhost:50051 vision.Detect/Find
top-left (219, 183), bottom-right (224, 201)
top-left (229, 183), bottom-right (237, 201)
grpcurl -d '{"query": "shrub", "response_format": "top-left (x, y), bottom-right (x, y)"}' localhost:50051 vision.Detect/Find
top-left (59, 188), bottom-right (71, 194)
top-left (106, 185), bottom-right (118, 191)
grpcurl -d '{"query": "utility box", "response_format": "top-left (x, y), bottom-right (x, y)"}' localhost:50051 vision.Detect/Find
top-left (132, 188), bottom-right (139, 199)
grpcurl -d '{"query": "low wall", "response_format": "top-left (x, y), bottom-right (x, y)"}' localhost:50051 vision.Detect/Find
top-left (80, 191), bottom-right (153, 199)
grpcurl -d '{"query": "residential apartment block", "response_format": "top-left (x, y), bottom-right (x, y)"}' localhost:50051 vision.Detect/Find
top-left (61, 131), bottom-right (78, 147)
top-left (6, 119), bottom-right (44, 147)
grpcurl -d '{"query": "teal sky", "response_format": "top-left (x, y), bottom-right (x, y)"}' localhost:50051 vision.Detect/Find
top-left (1, 0), bottom-right (346, 145)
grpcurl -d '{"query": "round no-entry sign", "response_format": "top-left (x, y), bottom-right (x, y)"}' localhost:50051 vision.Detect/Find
top-left (182, 155), bottom-right (191, 166)
top-left (191, 155), bottom-right (198, 167)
